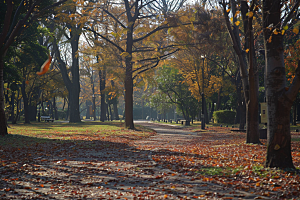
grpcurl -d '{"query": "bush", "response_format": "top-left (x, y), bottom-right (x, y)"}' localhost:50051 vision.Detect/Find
top-left (213, 110), bottom-right (236, 124)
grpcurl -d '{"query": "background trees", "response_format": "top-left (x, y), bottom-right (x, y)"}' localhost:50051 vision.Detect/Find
top-left (0, 0), bottom-right (67, 135)
top-left (2, 0), bottom-right (300, 170)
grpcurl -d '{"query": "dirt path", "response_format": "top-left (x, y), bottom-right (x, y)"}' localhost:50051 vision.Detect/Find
top-left (1, 121), bottom-right (269, 199)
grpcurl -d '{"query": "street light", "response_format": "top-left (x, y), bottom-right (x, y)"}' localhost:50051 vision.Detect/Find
top-left (201, 55), bottom-right (206, 129)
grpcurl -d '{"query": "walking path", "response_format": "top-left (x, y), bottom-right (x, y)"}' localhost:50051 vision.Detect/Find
top-left (1, 121), bottom-right (268, 199)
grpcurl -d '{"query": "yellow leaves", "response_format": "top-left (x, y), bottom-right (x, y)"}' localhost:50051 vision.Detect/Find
top-left (120, 52), bottom-right (131, 58)
top-left (272, 28), bottom-right (285, 35)
top-left (245, 49), bottom-right (249, 53)
top-left (235, 21), bottom-right (240, 26)
top-left (283, 25), bottom-right (289, 30)
top-left (246, 11), bottom-right (254, 18)
top-left (274, 144), bottom-right (280, 150)
top-left (111, 32), bottom-right (118, 38)
top-left (226, 8), bottom-right (231, 13)
top-left (190, 16), bottom-right (195, 22)
top-left (293, 28), bottom-right (299, 34)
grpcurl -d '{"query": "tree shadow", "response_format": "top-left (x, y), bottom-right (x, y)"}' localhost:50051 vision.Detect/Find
top-left (0, 133), bottom-right (220, 199)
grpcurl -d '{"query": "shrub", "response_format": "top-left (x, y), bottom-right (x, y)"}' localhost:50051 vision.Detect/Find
top-left (213, 110), bottom-right (236, 124)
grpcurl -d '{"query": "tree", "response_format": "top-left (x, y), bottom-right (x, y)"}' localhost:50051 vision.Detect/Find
top-left (84, 0), bottom-right (197, 129)
top-left (167, 7), bottom-right (227, 125)
top-left (263, 0), bottom-right (300, 168)
top-left (156, 65), bottom-right (198, 122)
top-left (0, 0), bottom-right (67, 135)
top-left (221, 0), bottom-right (260, 144)
top-left (52, 0), bottom-right (88, 123)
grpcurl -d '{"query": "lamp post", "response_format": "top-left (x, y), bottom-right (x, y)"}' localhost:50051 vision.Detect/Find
top-left (201, 55), bottom-right (205, 129)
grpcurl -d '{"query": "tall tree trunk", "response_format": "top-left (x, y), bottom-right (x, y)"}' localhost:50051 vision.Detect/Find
top-left (100, 70), bottom-right (106, 122)
top-left (246, 0), bottom-right (260, 143)
top-left (69, 86), bottom-right (80, 122)
top-left (235, 71), bottom-right (246, 129)
top-left (124, 29), bottom-right (134, 129)
top-left (53, 30), bottom-right (81, 123)
top-left (106, 103), bottom-right (110, 121)
top-left (109, 104), bottom-right (113, 120)
top-left (142, 98), bottom-right (144, 120)
top-left (0, 56), bottom-right (7, 135)
top-left (222, 0), bottom-right (259, 143)
top-left (217, 88), bottom-right (222, 110)
top-left (263, 0), bottom-right (296, 168)
top-left (9, 91), bottom-right (15, 121)
top-left (292, 103), bottom-right (296, 125)
top-left (204, 98), bottom-right (209, 124)
top-left (28, 104), bottom-right (37, 121)
top-left (21, 81), bottom-right (30, 124)
top-left (113, 101), bottom-right (119, 120)
top-left (86, 100), bottom-right (90, 119)
top-left (54, 97), bottom-right (58, 120)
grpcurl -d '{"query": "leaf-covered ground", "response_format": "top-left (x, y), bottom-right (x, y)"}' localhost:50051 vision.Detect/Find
top-left (0, 121), bottom-right (300, 199)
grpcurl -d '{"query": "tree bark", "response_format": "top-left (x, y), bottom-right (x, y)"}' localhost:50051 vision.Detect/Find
top-left (292, 103), bottom-right (296, 125)
top-left (53, 30), bottom-right (81, 123)
top-left (222, 0), bottom-right (259, 143)
top-left (99, 70), bottom-right (106, 122)
top-left (113, 101), bottom-right (119, 120)
top-left (86, 100), bottom-right (90, 119)
top-left (54, 97), bottom-right (58, 120)
top-left (263, 0), bottom-right (295, 168)
top-left (246, 0), bottom-right (260, 143)
top-left (124, 23), bottom-right (134, 129)
top-left (0, 56), bottom-right (7, 135)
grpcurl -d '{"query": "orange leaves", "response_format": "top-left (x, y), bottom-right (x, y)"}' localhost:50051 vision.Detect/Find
top-left (293, 27), bottom-right (299, 34)
top-left (37, 54), bottom-right (52, 75)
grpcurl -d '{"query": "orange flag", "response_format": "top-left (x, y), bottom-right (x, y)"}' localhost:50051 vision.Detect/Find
top-left (37, 54), bottom-right (52, 75)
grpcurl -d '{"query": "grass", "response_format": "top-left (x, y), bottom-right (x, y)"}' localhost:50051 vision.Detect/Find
top-left (2, 121), bottom-right (155, 148)
top-left (196, 164), bottom-right (286, 178)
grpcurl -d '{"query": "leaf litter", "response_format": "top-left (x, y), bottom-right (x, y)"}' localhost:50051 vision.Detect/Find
top-left (0, 122), bottom-right (299, 199)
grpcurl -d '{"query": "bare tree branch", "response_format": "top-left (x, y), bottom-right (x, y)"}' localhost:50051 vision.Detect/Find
top-left (281, 0), bottom-right (300, 29)
top-left (133, 21), bottom-right (203, 43)
top-left (102, 8), bottom-right (126, 29)
top-left (83, 27), bottom-right (125, 53)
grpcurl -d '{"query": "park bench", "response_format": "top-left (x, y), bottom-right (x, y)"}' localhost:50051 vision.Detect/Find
top-left (41, 116), bottom-right (54, 122)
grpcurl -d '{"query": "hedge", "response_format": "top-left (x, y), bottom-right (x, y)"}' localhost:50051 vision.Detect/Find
top-left (213, 110), bottom-right (236, 124)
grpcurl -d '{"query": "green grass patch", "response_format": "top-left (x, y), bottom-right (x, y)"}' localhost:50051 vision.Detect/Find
top-left (196, 167), bottom-right (227, 176)
top-left (292, 137), bottom-right (300, 141)
top-left (196, 165), bottom-right (287, 178)
top-left (2, 121), bottom-right (155, 148)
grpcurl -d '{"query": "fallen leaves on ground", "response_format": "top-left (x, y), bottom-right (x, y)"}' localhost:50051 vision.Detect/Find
top-left (0, 122), bottom-right (299, 199)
